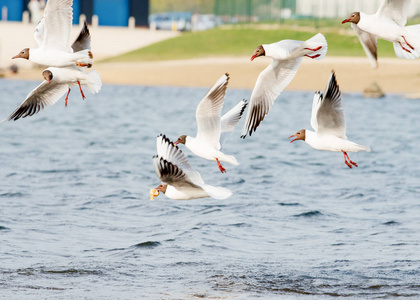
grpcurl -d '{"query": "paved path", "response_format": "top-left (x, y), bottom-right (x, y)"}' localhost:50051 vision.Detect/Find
top-left (0, 22), bottom-right (179, 69)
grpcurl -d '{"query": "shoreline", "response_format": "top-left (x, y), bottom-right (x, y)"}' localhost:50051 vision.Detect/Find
top-left (3, 56), bottom-right (420, 95)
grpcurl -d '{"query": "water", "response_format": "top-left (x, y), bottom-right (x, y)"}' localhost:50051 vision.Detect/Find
top-left (1, 79), bottom-right (419, 299)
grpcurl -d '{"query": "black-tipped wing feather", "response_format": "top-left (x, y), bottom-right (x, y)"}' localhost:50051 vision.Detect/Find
top-left (6, 81), bottom-right (69, 121)
top-left (72, 22), bottom-right (91, 52)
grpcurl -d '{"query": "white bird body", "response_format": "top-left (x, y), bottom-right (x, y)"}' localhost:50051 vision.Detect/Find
top-left (184, 136), bottom-right (238, 165)
top-left (13, 0), bottom-right (94, 68)
top-left (175, 74), bottom-right (247, 173)
top-left (304, 130), bottom-right (370, 153)
top-left (29, 48), bottom-right (93, 68)
top-left (289, 71), bottom-right (370, 168)
top-left (241, 33), bottom-right (328, 138)
top-left (152, 134), bottom-right (232, 201)
top-left (357, 12), bottom-right (407, 43)
top-left (46, 67), bottom-right (102, 94)
top-left (343, 0), bottom-right (420, 66)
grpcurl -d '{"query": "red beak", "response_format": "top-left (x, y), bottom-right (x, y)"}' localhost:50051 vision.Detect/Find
top-left (288, 134), bottom-right (298, 143)
top-left (250, 54), bottom-right (257, 61)
top-left (173, 141), bottom-right (179, 145)
top-left (341, 18), bottom-right (351, 24)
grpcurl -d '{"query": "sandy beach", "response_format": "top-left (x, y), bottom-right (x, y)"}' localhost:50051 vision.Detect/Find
top-left (5, 56), bottom-right (420, 96)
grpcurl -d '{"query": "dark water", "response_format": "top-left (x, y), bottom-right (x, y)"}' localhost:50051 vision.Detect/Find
top-left (1, 79), bottom-right (419, 299)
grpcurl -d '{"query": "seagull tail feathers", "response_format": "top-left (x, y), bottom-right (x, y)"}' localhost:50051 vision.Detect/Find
top-left (84, 70), bottom-right (102, 94)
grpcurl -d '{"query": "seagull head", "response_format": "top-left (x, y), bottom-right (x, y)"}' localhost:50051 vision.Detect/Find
top-left (342, 12), bottom-right (360, 24)
top-left (174, 135), bottom-right (187, 145)
top-left (289, 129), bottom-right (306, 143)
top-left (12, 48), bottom-right (30, 60)
top-left (42, 70), bottom-right (53, 83)
top-left (251, 45), bottom-right (265, 61)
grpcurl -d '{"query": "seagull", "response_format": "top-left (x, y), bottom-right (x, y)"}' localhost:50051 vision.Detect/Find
top-left (288, 71), bottom-right (370, 169)
top-left (151, 134), bottom-right (233, 200)
top-left (12, 0), bottom-right (93, 68)
top-left (342, 0), bottom-right (420, 68)
top-left (241, 33), bottom-right (328, 138)
top-left (5, 23), bottom-right (101, 121)
top-left (174, 73), bottom-right (247, 173)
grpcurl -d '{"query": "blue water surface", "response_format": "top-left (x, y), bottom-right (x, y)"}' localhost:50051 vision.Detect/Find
top-left (0, 79), bottom-right (419, 299)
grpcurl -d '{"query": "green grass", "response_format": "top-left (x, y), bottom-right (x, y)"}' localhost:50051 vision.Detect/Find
top-left (103, 26), bottom-right (396, 63)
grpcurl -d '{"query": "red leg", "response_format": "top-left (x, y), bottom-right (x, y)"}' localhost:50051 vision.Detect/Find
top-left (402, 36), bottom-right (414, 50)
top-left (399, 41), bottom-right (412, 53)
top-left (216, 158), bottom-right (226, 173)
top-left (64, 88), bottom-right (71, 107)
top-left (77, 81), bottom-right (86, 100)
top-left (342, 150), bottom-right (358, 168)
top-left (304, 54), bottom-right (321, 59)
top-left (304, 46), bottom-right (322, 51)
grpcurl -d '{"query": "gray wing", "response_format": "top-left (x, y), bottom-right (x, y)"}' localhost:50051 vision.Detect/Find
top-left (195, 73), bottom-right (229, 149)
top-left (314, 71), bottom-right (346, 138)
top-left (220, 99), bottom-right (247, 147)
top-left (241, 57), bottom-right (302, 138)
top-left (351, 23), bottom-right (378, 68)
top-left (155, 134), bottom-right (204, 184)
top-left (152, 157), bottom-right (202, 190)
top-left (377, 0), bottom-right (411, 26)
top-left (5, 81), bottom-right (69, 121)
top-left (34, 18), bottom-right (44, 47)
top-left (72, 22), bottom-right (91, 52)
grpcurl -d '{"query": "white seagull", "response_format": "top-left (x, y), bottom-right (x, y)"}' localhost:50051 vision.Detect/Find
top-left (342, 0), bottom-right (420, 68)
top-left (12, 0), bottom-right (93, 68)
top-left (174, 73), bottom-right (247, 173)
top-left (151, 134), bottom-right (233, 201)
top-left (241, 33), bottom-right (328, 138)
top-left (6, 23), bottom-right (101, 121)
top-left (288, 71), bottom-right (371, 169)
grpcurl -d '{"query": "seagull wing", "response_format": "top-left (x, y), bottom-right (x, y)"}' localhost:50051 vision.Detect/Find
top-left (220, 99), bottom-right (247, 147)
top-left (351, 23), bottom-right (378, 68)
top-left (377, 0), bottom-right (411, 26)
top-left (195, 73), bottom-right (229, 149)
top-left (241, 57), bottom-right (303, 138)
top-left (155, 134), bottom-right (204, 184)
top-left (41, 0), bottom-right (73, 52)
top-left (71, 22), bottom-right (91, 52)
top-left (314, 71), bottom-right (346, 138)
top-left (33, 18), bottom-right (45, 47)
top-left (5, 81), bottom-right (69, 121)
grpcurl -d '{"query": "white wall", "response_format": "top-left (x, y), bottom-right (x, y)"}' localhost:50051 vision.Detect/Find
top-left (296, 0), bottom-right (420, 18)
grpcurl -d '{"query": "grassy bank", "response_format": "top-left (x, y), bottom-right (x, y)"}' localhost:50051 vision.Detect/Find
top-left (103, 26), bottom-right (395, 62)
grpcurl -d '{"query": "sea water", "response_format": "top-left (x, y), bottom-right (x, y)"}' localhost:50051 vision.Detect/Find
top-left (0, 79), bottom-right (419, 299)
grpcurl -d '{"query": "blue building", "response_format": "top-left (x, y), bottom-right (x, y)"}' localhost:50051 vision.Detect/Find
top-left (0, 0), bottom-right (149, 27)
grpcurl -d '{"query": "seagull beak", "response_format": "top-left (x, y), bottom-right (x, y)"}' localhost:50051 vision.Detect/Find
top-left (250, 54), bottom-right (257, 61)
top-left (173, 141), bottom-right (179, 145)
top-left (12, 54), bottom-right (20, 59)
top-left (341, 18), bottom-right (351, 24)
top-left (288, 134), bottom-right (298, 143)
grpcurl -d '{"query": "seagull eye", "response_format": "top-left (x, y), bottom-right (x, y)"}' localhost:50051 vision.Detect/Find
top-left (351, 14), bottom-right (355, 17)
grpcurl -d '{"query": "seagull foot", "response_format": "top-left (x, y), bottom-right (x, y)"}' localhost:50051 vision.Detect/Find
top-left (77, 81), bottom-right (86, 100)
top-left (402, 36), bottom-right (414, 50)
top-left (216, 158), bottom-right (226, 173)
top-left (65, 88), bottom-right (71, 107)
top-left (305, 54), bottom-right (321, 59)
top-left (342, 150), bottom-right (358, 169)
top-left (304, 46), bottom-right (322, 51)
top-left (75, 61), bottom-right (88, 67)
top-left (399, 41), bottom-right (412, 53)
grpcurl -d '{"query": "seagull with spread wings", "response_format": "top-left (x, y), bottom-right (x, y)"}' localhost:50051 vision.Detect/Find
top-left (12, 0), bottom-right (93, 68)
top-left (289, 71), bottom-right (370, 169)
top-left (241, 33), bottom-right (328, 138)
top-left (150, 134), bottom-right (233, 200)
top-left (174, 73), bottom-right (247, 173)
top-left (342, 0), bottom-right (420, 68)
